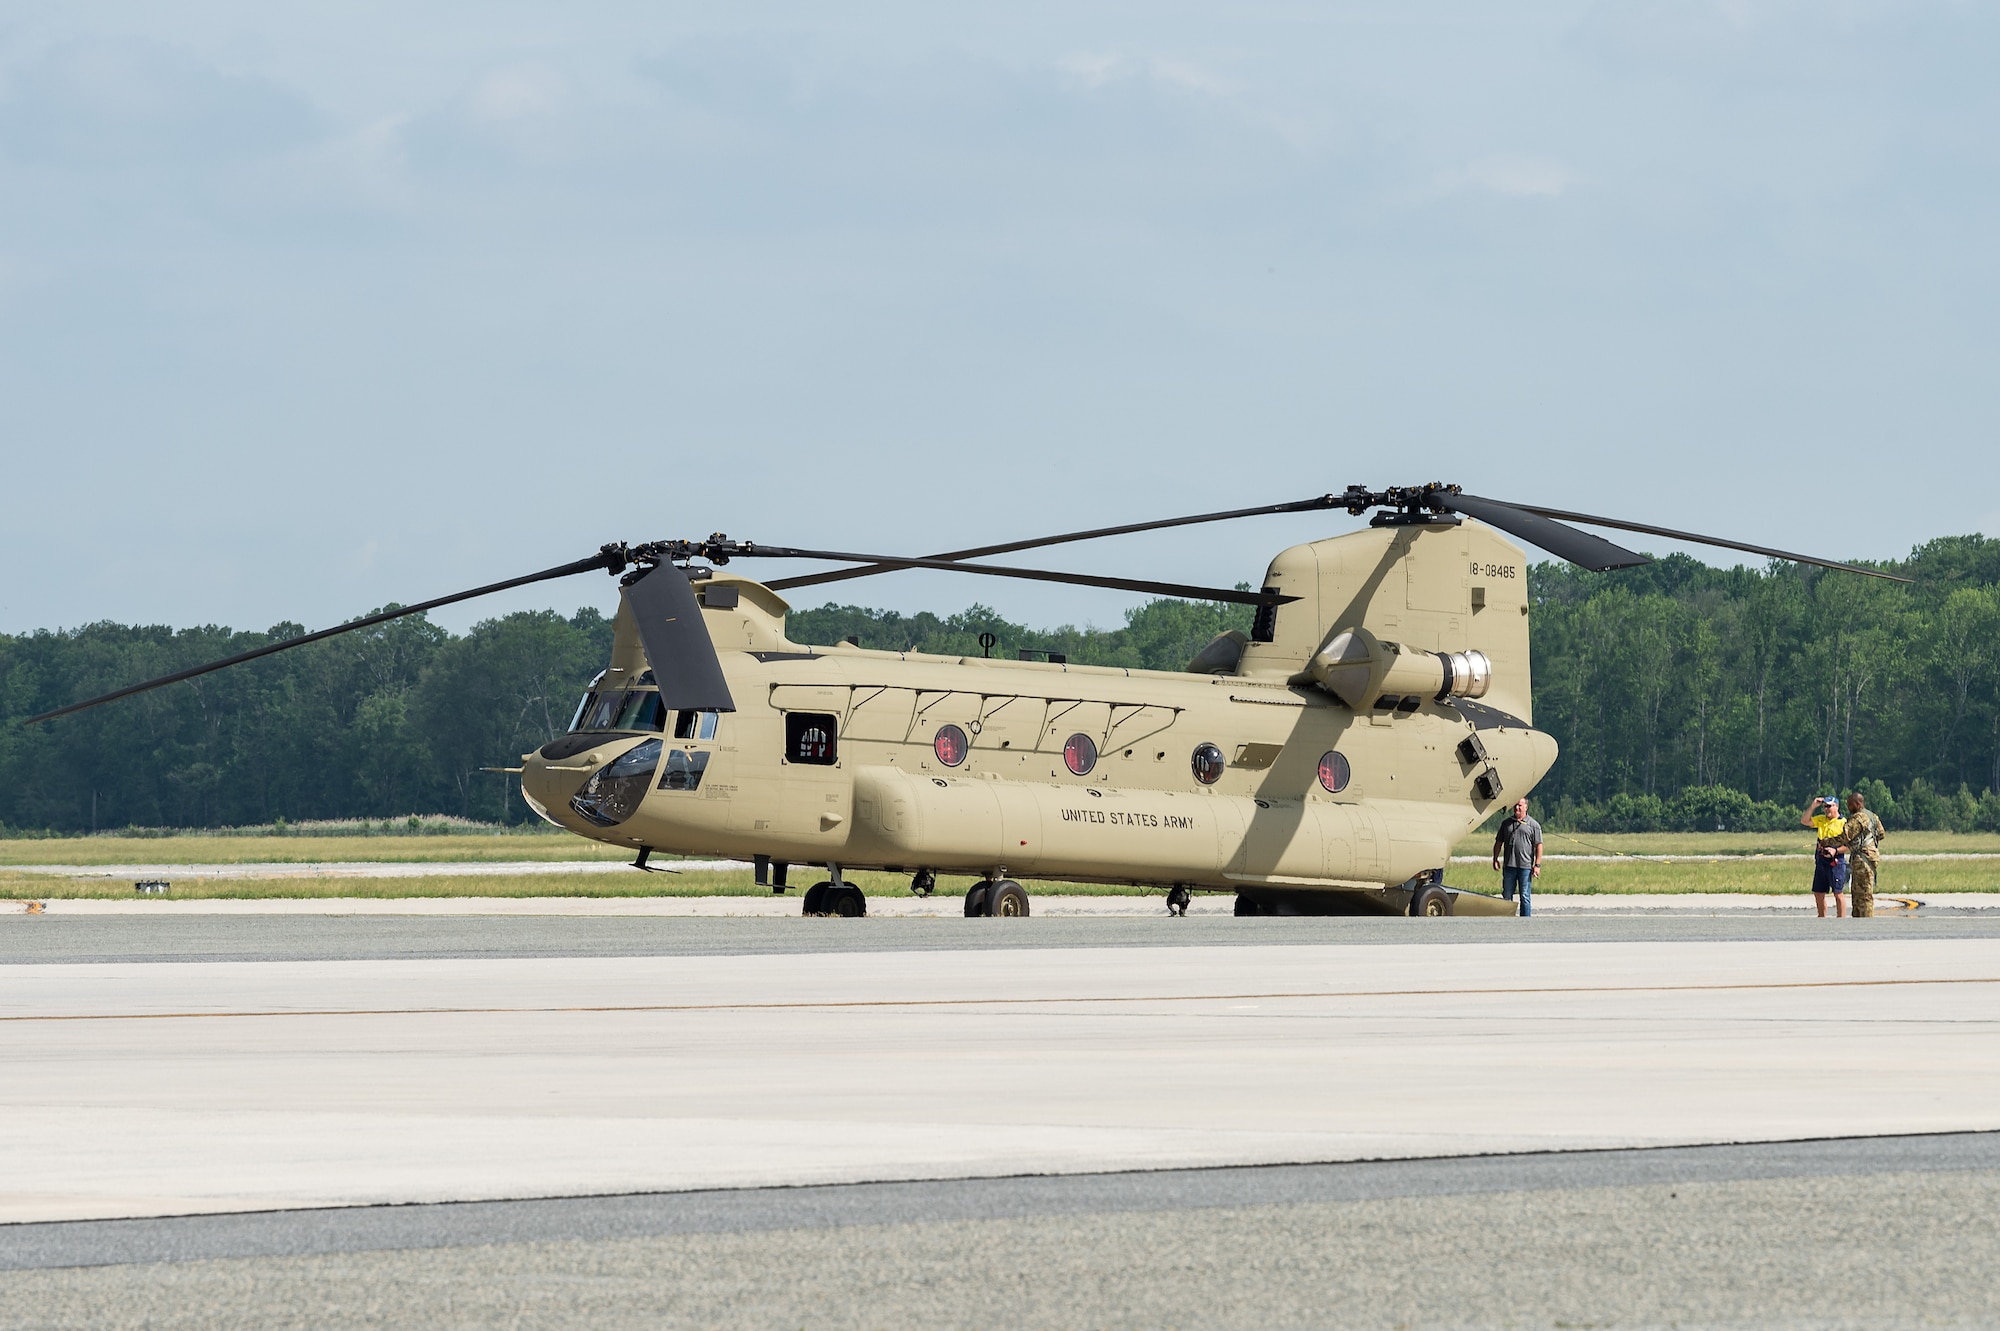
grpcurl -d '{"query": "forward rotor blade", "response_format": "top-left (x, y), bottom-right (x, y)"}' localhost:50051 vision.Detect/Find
top-left (766, 496), bottom-right (1343, 593)
top-left (22, 550), bottom-right (623, 726)
top-left (1506, 504), bottom-right (1915, 584)
top-left (744, 545), bottom-right (1292, 606)
top-left (1444, 494), bottom-right (1652, 572)
top-left (622, 564), bottom-right (736, 712)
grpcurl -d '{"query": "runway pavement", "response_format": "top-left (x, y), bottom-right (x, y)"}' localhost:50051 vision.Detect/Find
top-left (4, 914), bottom-right (1997, 1327)
top-left (6, 910), bottom-right (2000, 964)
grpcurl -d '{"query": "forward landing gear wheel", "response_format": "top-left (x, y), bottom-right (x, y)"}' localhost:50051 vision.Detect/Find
top-left (911, 869), bottom-right (936, 898)
top-left (1234, 893), bottom-right (1261, 917)
top-left (1410, 885), bottom-right (1453, 917)
top-left (988, 881), bottom-right (1029, 917)
top-left (1166, 886), bottom-right (1192, 917)
top-left (801, 882), bottom-right (831, 916)
top-left (964, 883), bottom-right (990, 917)
top-left (826, 885), bottom-right (867, 917)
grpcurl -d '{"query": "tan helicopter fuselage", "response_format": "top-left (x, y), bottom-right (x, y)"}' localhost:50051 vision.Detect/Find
top-left (520, 520), bottom-right (1557, 909)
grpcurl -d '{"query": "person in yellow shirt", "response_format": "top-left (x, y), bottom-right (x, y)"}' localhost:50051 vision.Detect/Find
top-left (1800, 795), bottom-right (1849, 918)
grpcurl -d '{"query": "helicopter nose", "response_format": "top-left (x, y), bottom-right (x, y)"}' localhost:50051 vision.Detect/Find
top-left (521, 737), bottom-right (613, 828)
top-left (523, 734), bottom-right (661, 830)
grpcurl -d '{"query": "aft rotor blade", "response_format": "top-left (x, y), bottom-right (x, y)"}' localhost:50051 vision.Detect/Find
top-left (22, 550), bottom-right (623, 726)
top-left (745, 545), bottom-right (1292, 606)
top-left (1506, 503), bottom-right (1915, 584)
top-left (1444, 494), bottom-right (1652, 572)
top-left (622, 564), bottom-right (737, 712)
top-left (766, 495), bottom-right (1344, 593)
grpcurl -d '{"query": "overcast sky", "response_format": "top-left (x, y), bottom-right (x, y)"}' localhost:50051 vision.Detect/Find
top-left (3, 1), bottom-right (1995, 637)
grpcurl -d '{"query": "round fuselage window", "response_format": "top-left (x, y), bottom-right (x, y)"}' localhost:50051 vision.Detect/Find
top-left (1318, 750), bottom-right (1352, 793)
top-left (1192, 742), bottom-right (1225, 785)
top-left (934, 724), bottom-right (969, 767)
top-left (1063, 733), bottom-right (1098, 776)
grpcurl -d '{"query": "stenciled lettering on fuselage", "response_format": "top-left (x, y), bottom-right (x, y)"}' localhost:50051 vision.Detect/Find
top-left (1060, 807), bottom-right (1196, 830)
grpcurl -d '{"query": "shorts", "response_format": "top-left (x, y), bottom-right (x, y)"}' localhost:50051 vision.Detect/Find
top-left (1812, 855), bottom-right (1849, 894)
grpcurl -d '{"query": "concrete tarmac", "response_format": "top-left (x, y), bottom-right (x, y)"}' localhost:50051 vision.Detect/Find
top-left (4, 915), bottom-right (1998, 1327)
top-left (9, 911), bottom-right (2000, 965)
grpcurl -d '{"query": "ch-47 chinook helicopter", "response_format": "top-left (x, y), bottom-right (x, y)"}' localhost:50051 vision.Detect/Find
top-left (31, 483), bottom-right (1906, 918)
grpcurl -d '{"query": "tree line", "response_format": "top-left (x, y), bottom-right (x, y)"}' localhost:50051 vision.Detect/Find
top-left (1528, 536), bottom-right (2000, 832)
top-left (2, 535), bottom-right (1997, 834)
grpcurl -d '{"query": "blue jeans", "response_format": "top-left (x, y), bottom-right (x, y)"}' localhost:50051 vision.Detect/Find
top-left (1501, 866), bottom-right (1534, 916)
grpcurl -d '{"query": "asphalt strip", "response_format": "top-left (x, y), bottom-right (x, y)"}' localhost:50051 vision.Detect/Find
top-left (8, 911), bottom-right (2000, 964)
top-left (4, 1131), bottom-right (1994, 1272)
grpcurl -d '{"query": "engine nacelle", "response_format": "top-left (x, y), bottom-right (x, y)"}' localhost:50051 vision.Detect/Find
top-left (1309, 626), bottom-right (1490, 710)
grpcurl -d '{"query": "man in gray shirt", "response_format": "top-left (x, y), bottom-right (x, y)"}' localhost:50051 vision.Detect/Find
top-left (1491, 796), bottom-right (1544, 917)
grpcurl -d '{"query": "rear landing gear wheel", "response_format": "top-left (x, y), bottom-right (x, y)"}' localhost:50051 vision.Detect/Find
top-left (964, 883), bottom-right (990, 917)
top-left (825, 885), bottom-right (866, 917)
top-left (801, 882), bottom-right (831, 916)
top-left (1234, 893), bottom-right (1261, 917)
top-left (911, 869), bottom-right (936, 898)
top-left (1410, 884), bottom-right (1453, 917)
top-left (1166, 886), bottom-right (1192, 917)
top-left (988, 880), bottom-right (1029, 917)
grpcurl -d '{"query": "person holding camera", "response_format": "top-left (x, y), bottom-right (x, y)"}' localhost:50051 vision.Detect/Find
top-left (1800, 795), bottom-right (1849, 918)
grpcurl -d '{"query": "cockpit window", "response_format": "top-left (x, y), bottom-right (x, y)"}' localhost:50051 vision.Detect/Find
top-left (674, 710), bottom-right (721, 741)
top-left (571, 689), bottom-right (666, 733)
top-left (569, 739), bottom-right (661, 826)
top-left (567, 672), bottom-right (608, 731)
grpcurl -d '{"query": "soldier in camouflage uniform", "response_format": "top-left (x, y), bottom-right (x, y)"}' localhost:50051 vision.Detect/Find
top-left (1839, 792), bottom-right (1888, 918)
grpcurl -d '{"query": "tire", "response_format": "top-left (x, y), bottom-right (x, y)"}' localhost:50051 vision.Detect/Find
top-left (964, 884), bottom-right (990, 917)
top-left (988, 881), bottom-right (1029, 917)
top-left (827, 885), bottom-right (866, 918)
top-left (801, 882), bottom-right (831, 916)
top-left (1410, 884), bottom-right (1453, 917)
top-left (1234, 893), bottom-right (1261, 917)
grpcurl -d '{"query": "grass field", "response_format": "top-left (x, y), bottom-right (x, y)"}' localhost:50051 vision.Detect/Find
top-left (5, 831), bottom-right (1997, 900)
top-left (1448, 829), bottom-right (2000, 857)
top-left (1459, 857), bottom-right (2000, 896)
top-left (0, 834), bottom-right (633, 866)
top-left (0, 868), bottom-right (1134, 901)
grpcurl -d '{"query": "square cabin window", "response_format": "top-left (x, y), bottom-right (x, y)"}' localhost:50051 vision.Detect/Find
top-left (785, 712), bottom-right (838, 764)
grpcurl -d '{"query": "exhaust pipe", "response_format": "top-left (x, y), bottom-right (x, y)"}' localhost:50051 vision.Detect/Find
top-left (1310, 628), bottom-right (1490, 709)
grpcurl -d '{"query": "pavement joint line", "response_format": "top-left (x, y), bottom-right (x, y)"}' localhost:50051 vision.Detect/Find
top-left (4, 1130), bottom-right (1998, 1271)
top-left (11, 973), bottom-right (2000, 1023)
